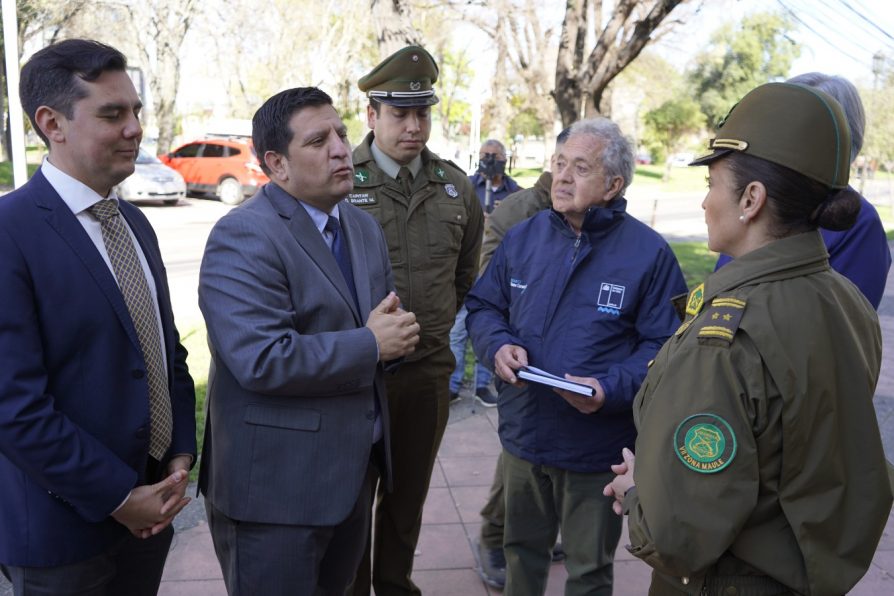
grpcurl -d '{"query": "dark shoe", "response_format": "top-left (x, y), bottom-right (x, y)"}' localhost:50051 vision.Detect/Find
top-left (551, 542), bottom-right (565, 562)
top-left (449, 391), bottom-right (461, 405)
top-left (474, 387), bottom-right (498, 408)
top-left (474, 540), bottom-right (506, 590)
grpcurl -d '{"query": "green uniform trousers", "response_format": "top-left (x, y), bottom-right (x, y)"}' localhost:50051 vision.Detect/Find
top-left (352, 348), bottom-right (452, 595)
top-left (502, 450), bottom-right (621, 596)
top-left (479, 451), bottom-right (506, 549)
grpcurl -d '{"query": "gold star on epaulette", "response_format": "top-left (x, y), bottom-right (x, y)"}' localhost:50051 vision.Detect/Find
top-left (695, 296), bottom-right (746, 345)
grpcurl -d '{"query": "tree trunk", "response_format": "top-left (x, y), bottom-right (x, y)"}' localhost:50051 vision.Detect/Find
top-left (486, 11), bottom-right (510, 142)
top-left (555, 0), bottom-right (685, 127)
top-left (554, 0), bottom-right (588, 127)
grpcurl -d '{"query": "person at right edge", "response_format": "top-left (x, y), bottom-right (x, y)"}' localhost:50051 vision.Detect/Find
top-left (349, 46), bottom-right (484, 595)
top-left (714, 73), bottom-right (891, 307)
top-left (603, 82), bottom-right (893, 595)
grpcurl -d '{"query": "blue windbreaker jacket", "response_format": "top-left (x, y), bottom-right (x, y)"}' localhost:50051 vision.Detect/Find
top-left (466, 200), bottom-right (688, 472)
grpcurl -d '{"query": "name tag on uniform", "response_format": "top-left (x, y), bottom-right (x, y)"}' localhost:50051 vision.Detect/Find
top-left (347, 193), bottom-right (376, 205)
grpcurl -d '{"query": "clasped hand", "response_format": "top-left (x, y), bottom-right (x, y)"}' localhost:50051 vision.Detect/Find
top-left (366, 292), bottom-right (421, 361)
top-left (111, 458), bottom-right (191, 539)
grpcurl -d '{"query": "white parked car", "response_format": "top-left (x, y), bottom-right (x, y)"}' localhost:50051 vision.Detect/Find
top-left (116, 148), bottom-right (187, 205)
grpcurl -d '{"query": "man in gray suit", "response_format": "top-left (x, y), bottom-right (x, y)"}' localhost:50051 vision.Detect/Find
top-left (198, 87), bottom-right (420, 595)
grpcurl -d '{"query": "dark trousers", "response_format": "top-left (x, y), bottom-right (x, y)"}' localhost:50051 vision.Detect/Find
top-left (206, 459), bottom-right (375, 596)
top-left (502, 450), bottom-right (621, 596)
top-left (0, 525), bottom-right (173, 596)
top-left (351, 348), bottom-right (453, 595)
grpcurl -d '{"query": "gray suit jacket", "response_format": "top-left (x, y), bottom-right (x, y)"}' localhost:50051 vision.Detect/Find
top-left (197, 183), bottom-right (392, 526)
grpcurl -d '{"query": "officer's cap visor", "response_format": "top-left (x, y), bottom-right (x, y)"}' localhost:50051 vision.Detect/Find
top-left (689, 148), bottom-right (732, 167)
top-left (375, 93), bottom-right (440, 108)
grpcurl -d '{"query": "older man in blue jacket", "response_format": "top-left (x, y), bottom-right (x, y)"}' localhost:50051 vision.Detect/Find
top-left (466, 118), bottom-right (687, 595)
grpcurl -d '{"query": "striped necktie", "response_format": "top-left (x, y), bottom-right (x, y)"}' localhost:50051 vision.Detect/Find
top-left (89, 199), bottom-right (172, 460)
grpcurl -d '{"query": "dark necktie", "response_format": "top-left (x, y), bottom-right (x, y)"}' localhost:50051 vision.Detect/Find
top-left (326, 215), bottom-right (382, 440)
top-left (324, 215), bottom-right (358, 309)
top-left (88, 199), bottom-right (172, 460)
top-left (397, 166), bottom-right (413, 197)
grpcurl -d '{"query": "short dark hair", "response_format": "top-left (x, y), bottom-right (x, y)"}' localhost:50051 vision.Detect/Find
top-left (369, 98), bottom-right (382, 115)
top-left (20, 39), bottom-right (128, 146)
top-left (252, 87), bottom-right (333, 176)
top-left (726, 152), bottom-right (859, 237)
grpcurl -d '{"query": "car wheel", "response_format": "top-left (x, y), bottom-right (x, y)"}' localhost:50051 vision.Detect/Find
top-left (164, 199), bottom-right (179, 206)
top-left (217, 177), bottom-right (244, 205)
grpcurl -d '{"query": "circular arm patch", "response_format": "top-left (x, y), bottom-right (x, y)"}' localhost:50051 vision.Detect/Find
top-left (674, 413), bottom-right (737, 473)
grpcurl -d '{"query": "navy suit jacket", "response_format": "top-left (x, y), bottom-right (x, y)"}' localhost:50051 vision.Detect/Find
top-left (0, 169), bottom-right (196, 566)
top-left (198, 183), bottom-right (392, 526)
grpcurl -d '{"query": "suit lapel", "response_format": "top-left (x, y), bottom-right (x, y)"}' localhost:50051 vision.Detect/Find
top-left (32, 172), bottom-right (142, 352)
top-left (264, 185), bottom-right (362, 325)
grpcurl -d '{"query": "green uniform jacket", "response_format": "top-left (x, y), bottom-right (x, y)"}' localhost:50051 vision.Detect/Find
top-left (351, 132), bottom-right (484, 361)
top-left (625, 231), bottom-right (892, 595)
top-left (479, 171), bottom-right (552, 273)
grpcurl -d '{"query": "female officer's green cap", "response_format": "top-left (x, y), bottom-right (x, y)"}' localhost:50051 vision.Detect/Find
top-left (358, 45), bottom-right (440, 107)
top-left (690, 82), bottom-right (851, 189)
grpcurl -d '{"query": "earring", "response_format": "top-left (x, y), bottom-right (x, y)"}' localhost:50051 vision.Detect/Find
top-left (739, 215), bottom-right (746, 223)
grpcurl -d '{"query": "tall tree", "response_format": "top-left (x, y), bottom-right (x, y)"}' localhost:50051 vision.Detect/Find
top-left (643, 97), bottom-right (704, 178)
top-left (554, 0), bottom-right (686, 127)
top-left (370, 0), bottom-right (421, 57)
top-left (688, 11), bottom-right (800, 127)
top-left (432, 46), bottom-right (473, 139)
top-left (504, 0), bottom-right (558, 159)
top-left (120, 0), bottom-right (200, 154)
top-left (0, 0), bottom-right (88, 160)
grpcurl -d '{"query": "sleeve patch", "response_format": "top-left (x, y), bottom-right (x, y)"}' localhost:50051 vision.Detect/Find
top-left (674, 413), bottom-right (737, 473)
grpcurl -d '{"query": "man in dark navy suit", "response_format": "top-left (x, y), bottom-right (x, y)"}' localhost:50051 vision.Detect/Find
top-left (0, 39), bottom-right (196, 595)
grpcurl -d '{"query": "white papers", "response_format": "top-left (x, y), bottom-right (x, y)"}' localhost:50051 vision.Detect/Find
top-left (517, 366), bottom-right (596, 397)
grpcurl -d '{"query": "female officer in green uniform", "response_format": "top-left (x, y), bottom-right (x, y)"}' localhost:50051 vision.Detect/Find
top-left (600, 83), bottom-right (893, 595)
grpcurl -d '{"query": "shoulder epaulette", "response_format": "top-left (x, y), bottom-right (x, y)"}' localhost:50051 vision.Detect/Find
top-left (695, 296), bottom-right (747, 344)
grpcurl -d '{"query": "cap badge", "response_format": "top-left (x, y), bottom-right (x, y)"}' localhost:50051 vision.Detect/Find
top-left (410, 81), bottom-right (421, 91)
top-left (674, 413), bottom-right (737, 474)
top-left (444, 184), bottom-right (459, 198)
top-left (412, 54), bottom-right (419, 62)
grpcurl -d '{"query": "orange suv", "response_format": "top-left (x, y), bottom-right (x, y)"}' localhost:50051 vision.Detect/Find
top-left (159, 136), bottom-right (269, 205)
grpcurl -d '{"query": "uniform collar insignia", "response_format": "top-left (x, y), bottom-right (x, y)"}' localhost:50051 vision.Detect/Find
top-left (685, 283), bottom-right (704, 316)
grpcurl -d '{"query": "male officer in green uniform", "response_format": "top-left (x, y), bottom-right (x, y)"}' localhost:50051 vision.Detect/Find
top-left (349, 45), bottom-right (484, 595)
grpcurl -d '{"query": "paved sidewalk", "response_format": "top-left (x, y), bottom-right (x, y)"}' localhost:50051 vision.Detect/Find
top-left (158, 401), bottom-right (894, 595)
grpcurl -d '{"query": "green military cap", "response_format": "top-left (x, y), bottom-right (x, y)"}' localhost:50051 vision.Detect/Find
top-left (358, 45), bottom-right (440, 107)
top-left (690, 82), bottom-right (851, 189)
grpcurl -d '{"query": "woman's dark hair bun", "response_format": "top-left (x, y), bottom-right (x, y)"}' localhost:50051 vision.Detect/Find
top-left (809, 187), bottom-right (861, 231)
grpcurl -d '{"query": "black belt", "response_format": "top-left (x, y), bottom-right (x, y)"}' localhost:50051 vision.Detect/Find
top-left (701, 574), bottom-right (792, 596)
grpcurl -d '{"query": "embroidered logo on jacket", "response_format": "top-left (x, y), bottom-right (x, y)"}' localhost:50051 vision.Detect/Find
top-left (674, 413), bottom-right (737, 474)
top-left (510, 278), bottom-right (527, 291)
top-left (444, 183), bottom-right (459, 198)
top-left (597, 283), bottom-right (625, 316)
